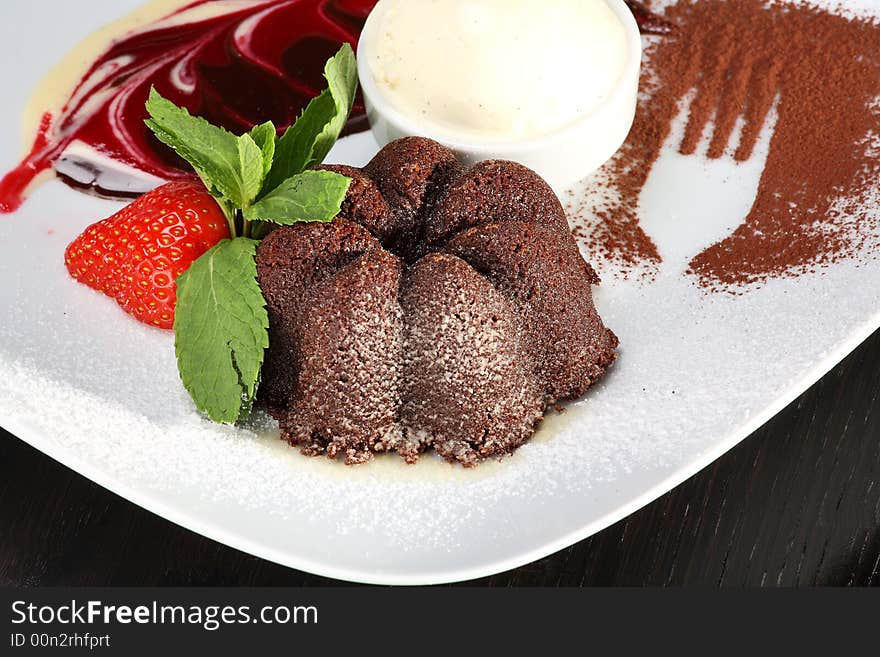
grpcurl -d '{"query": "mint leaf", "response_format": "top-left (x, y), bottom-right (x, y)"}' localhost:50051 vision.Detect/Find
top-left (247, 121), bottom-right (276, 180)
top-left (237, 133), bottom-right (265, 208)
top-left (265, 43), bottom-right (358, 192)
top-left (312, 43), bottom-right (359, 162)
top-left (145, 88), bottom-right (265, 210)
top-left (174, 238), bottom-right (269, 424)
top-left (244, 170), bottom-right (351, 225)
top-left (265, 93), bottom-right (335, 193)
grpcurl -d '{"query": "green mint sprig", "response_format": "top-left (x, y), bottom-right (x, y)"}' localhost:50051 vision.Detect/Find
top-left (144, 43), bottom-right (358, 423)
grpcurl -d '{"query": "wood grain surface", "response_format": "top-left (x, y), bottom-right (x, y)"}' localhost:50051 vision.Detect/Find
top-left (1, 330), bottom-right (877, 587)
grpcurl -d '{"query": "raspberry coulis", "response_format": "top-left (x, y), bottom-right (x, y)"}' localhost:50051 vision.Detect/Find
top-left (0, 0), bottom-right (377, 213)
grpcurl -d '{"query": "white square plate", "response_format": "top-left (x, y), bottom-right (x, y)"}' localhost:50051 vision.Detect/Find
top-left (0, 0), bottom-right (877, 584)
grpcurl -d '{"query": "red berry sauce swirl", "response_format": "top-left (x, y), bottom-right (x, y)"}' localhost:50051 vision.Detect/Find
top-left (0, 0), bottom-right (378, 213)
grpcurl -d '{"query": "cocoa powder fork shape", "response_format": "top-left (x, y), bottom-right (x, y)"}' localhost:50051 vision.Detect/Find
top-left (574, 0), bottom-right (880, 290)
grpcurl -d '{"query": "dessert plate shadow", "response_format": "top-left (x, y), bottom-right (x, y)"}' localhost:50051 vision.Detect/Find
top-left (1, 0), bottom-right (878, 585)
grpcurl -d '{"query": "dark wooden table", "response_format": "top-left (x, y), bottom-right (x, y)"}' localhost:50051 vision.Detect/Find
top-left (1, 330), bottom-right (878, 587)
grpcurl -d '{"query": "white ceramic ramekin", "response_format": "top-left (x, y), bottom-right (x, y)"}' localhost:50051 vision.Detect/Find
top-left (357, 0), bottom-right (642, 193)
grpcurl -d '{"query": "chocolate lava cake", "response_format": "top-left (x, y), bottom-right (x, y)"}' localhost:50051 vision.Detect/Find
top-left (255, 137), bottom-right (618, 466)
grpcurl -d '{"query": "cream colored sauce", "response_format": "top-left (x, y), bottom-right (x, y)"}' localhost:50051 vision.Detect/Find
top-left (247, 405), bottom-right (577, 482)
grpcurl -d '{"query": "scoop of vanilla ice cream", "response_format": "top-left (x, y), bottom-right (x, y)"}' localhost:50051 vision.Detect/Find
top-left (368, 0), bottom-right (629, 142)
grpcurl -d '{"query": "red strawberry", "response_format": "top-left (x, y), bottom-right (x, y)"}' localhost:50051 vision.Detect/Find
top-left (65, 180), bottom-right (231, 329)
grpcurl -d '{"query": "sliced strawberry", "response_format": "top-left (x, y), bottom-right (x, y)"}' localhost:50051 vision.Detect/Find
top-left (65, 180), bottom-right (231, 329)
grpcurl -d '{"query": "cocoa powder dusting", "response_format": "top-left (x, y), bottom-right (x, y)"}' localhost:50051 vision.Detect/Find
top-left (572, 0), bottom-right (880, 289)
